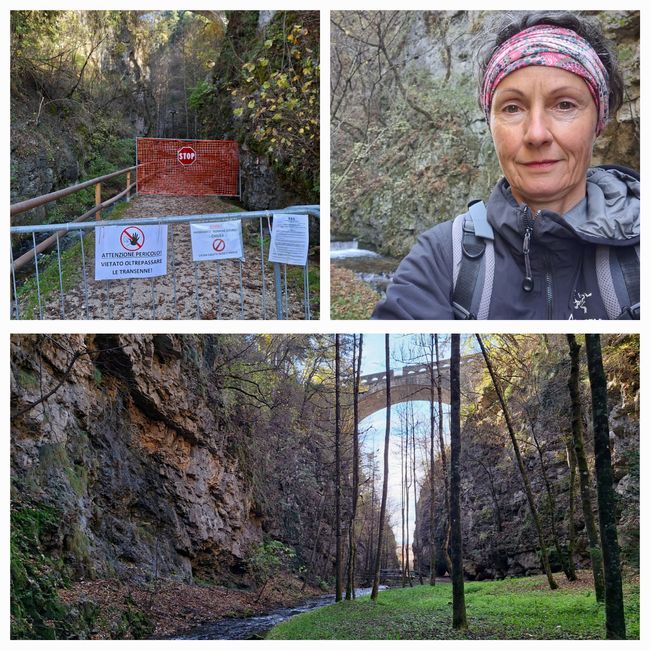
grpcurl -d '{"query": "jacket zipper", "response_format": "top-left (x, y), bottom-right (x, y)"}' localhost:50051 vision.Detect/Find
top-left (521, 207), bottom-right (539, 292)
top-left (544, 257), bottom-right (553, 318)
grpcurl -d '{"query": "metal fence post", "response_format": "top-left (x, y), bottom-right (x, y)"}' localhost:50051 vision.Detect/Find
top-left (10, 243), bottom-right (20, 320)
top-left (273, 262), bottom-right (283, 320)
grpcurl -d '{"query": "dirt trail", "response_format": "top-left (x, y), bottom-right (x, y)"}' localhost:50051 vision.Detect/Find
top-left (29, 195), bottom-right (311, 320)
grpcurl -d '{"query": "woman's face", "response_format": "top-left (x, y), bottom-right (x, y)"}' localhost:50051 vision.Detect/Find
top-left (490, 66), bottom-right (599, 214)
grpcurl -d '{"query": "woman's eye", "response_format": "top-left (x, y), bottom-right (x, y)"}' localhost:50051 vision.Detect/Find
top-left (557, 100), bottom-right (576, 110)
top-left (503, 104), bottom-right (521, 114)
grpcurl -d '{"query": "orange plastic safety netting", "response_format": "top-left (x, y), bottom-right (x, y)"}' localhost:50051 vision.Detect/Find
top-left (136, 138), bottom-right (239, 196)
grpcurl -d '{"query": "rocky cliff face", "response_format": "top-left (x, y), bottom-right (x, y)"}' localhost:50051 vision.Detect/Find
top-left (11, 333), bottom-right (391, 593)
top-left (413, 336), bottom-right (639, 580)
top-left (10, 19), bottom-right (151, 221)
top-left (11, 334), bottom-right (264, 586)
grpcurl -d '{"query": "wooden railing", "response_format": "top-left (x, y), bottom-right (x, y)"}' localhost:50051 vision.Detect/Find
top-left (11, 165), bottom-right (137, 272)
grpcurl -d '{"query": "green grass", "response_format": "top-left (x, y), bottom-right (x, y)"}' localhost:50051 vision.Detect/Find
top-left (17, 237), bottom-right (88, 319)
top-left (266, 574), bottom-right (640, 640)
top-left (286, 263), bottom-right (320, 318)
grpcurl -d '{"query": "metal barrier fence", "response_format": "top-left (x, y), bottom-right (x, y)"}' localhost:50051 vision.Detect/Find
top-left (10, 206), bottom-right (319, 320)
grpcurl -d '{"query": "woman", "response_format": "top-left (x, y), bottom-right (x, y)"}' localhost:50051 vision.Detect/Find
top-left (372, 12), bottom-right (639, 320)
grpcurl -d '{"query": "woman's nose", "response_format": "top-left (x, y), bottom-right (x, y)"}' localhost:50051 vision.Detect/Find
top-left (524, 107), bottom-right (553, 146)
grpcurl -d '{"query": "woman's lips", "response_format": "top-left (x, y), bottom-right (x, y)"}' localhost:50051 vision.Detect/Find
top-left (521, 160), bottom-right (559, 169)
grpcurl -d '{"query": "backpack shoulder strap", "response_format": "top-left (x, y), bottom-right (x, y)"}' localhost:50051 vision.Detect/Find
top-left (595, 244), bottom-right (640, 319)
top-left (451, 201), bottom-right (495, 319)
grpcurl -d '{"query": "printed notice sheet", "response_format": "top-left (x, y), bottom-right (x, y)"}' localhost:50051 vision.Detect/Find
top-left (190, 220), bottom-right (244, 261)
top-left (268, 213), bottom-right (309, 266)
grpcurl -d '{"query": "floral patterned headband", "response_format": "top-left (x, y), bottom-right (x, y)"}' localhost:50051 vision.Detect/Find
top-left (480, 24), bottom-right (610, 135)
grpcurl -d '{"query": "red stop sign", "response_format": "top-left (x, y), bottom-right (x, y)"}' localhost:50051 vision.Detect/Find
top-left (177, 146), bottom-right (197, 166)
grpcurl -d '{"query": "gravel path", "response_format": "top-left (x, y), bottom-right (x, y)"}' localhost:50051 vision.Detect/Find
top-left (28, 195), bottom-right (314, 320)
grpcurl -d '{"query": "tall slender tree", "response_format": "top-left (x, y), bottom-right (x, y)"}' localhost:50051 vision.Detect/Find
top-left (334, 334), bottom-right (342, 602)
top-left (405, 404), bottom-right (412, 586)
top-left (411, 402), bottom-right (423, 584)
top-left (371, 334), bottom-right (391, 601)
top-left (435, 334), bottom-right (452, 575)
top-left (346, 334), bottom-right (362, 599)
top-left (476, 334), bottom-right (558, 590)
top-left (428, 335), bottom-right (437, 585)
top-left (367, 451), bottom-right (377, 576)
top-left (585, 334), bottom-right (626, 639)
top-left (449, 334), bottom-right (467, 630)
top-left (400, 406), bottom-right (407, 587)
top-left (566, 334), bottom-right (605, 602)
top-left (565, 441), bottom-right (578, 582)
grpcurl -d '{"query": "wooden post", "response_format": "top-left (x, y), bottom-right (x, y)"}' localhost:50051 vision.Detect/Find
top-left (95, 183), bottom-right (102, 220)
top-left (126, 172), bottom-right (131, 202)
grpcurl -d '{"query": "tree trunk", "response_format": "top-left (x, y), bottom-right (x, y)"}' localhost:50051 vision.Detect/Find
top-left (401, 410), bottom-right (406, 587)
top-left (371, 334), bottom-right (391, 601)
top-left (335, 334), bottom-right (342, 602)
top-left (429, 336), bottom-right (437, 585)
top-left (405, 406), bottom-right (412, 587)
top-left (566, 441), bottom-right (578, 581)
top-left (412, 403), bottom-right (423, 584)
top-left (449, 334), bottom-right (467, 630)
top-left (346, 334), bottom-right (362, 600)
top-left (367, 453), bottom-right (376, 576)
top-left (566, 334), bottom-right (605, 602)
top-left (434, 334), bottom-right (452, 575)
top-left (476, 334), bottom-right (558, 590)
top-left (182, 35), bottom-right (190, 138)
top-left (585, 334), bottom-right (626, 639)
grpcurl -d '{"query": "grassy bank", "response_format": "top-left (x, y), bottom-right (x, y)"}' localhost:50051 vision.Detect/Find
top-left (267, 572), bottom-right (640, 640)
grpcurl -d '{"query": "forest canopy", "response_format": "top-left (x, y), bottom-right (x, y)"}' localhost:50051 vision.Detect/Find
top-left (11, 10), bottom-right (319, 212)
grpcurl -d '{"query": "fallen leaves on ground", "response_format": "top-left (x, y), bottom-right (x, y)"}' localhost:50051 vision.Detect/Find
top-left (330, 266), bottom-right (378, 319)
top-left (58, 573), bottom-right (323, 639)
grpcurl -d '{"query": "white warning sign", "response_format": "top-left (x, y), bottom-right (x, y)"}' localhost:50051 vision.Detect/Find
top-left (95, 224), bottom-right (168, 280)
top-left (190, 220), bottom-right (244, 261)
top-left (268, 213), bottom-right (309, 266)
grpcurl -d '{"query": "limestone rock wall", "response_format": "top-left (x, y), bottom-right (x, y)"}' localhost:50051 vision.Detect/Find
top-left (413, 337), bottom-right (639, 580)
top-left (10, 334), bottom-right (263, 585)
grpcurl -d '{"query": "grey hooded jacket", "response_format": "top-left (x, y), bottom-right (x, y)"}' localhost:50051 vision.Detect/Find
top-left (372, 167), bottom-right (639, 320)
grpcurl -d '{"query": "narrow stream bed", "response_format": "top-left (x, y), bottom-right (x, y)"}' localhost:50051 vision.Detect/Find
top-left (171, 587), bottom-right (381, 640)
top-left (331, 240), bottom-right (400, 295)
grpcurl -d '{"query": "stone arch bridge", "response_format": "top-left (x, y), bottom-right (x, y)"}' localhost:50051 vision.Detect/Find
top-left (358, 353), bottom-right (482, 422)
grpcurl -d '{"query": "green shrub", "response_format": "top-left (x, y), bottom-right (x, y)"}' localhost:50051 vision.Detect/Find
top-left (247, 540), bottom-right (297, 600)
top-left (10, 503), bottom-right (70, 639)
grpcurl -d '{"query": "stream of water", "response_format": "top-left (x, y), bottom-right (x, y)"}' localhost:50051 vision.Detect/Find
top-left (172, 587), bottom-right (382, 640)
top-left (331, 240), bottom-right (400, 295)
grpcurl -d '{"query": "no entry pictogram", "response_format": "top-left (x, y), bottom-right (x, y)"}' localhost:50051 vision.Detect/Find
top-left (177, 146), bottom-right (197, 166)
top-left (121, 227), bottom-right (145, 251)
top-left (212, 238), bottom-right (226, 252)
